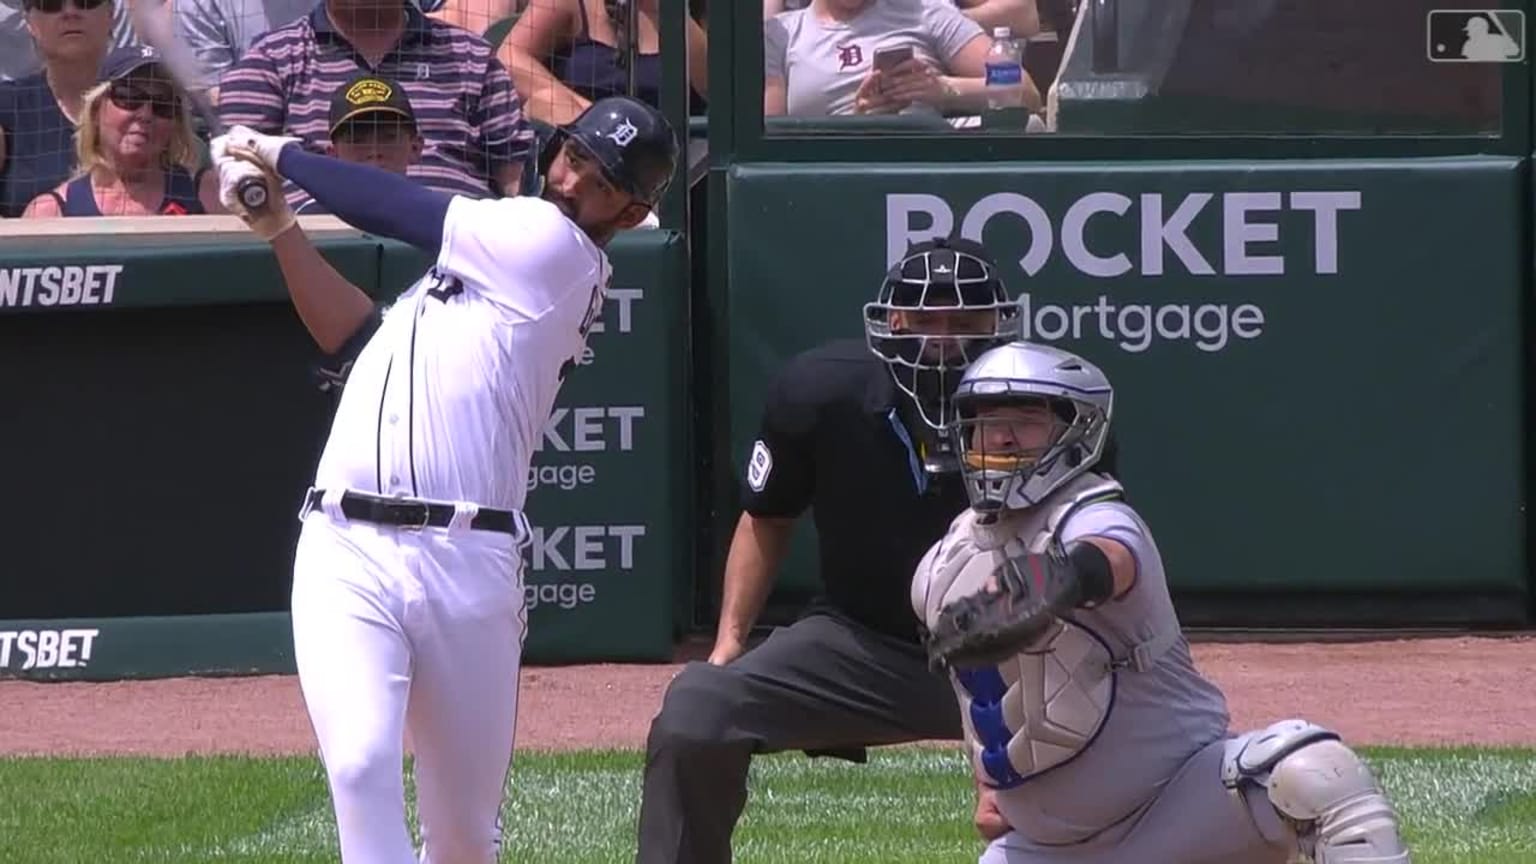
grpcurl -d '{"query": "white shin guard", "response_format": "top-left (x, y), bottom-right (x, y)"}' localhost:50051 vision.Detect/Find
top-left (1223, 720), bottom-right (1411, 864)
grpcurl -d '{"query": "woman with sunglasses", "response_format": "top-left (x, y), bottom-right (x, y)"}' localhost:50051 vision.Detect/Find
top-left (22, 46), bottom-right (223, 217)
top-left (0, 0), bottom-right (115, 217)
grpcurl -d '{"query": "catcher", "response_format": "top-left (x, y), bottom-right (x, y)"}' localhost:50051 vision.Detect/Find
top-left (913, 340), bottom-right (1412, 864)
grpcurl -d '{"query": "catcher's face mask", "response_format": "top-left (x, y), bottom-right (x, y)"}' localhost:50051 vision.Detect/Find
top-left (964, 401), bottom-right (1061, 473)
top-left (953, 396), bottom-right (1103, 514)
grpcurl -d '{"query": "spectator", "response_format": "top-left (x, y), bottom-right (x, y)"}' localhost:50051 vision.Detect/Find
top-left (765, 0), bottom-right (1040, 39)
top-left (173, 0), bottom-right (315, 100)
top-left (22, 46), bottom-right (222, 216)
top-left (0, 0), bottom-right (138, 83)
top-left (950, 0), bottom-right (1036, 34)
top-left (763, 0), bottom-right (808, 14)
top-left (498, 0), bottom-right (708, 126)
top-left (216, 0), bottom-right (532, 203)
top-left (294, 69), bottom-right (420, 213)
top-left (0, 0), bottom-right (112, 217)
top-left (764, 0), bottom-right (1042, 119)
top-left (174, 0), bottom-right (448, 102)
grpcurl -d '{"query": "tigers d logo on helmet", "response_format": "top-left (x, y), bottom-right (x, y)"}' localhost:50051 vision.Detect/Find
top-left (608, 119), bottom-right (640, 148)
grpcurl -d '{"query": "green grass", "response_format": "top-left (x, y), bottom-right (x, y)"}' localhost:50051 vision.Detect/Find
top-left (0, 747), bottom-right (1532, 863)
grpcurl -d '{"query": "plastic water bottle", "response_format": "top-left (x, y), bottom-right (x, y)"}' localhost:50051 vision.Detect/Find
top-left (984, 27), bottom-right (1025, 111)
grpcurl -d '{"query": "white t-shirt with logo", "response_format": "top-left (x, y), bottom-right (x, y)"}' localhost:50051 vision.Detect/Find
top-left (764, 0), bottom-right (984, 117)
top-left (312, 195), bottom-right (610, 513)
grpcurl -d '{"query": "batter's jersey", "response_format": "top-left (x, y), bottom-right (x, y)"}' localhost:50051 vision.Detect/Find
top-left (312, 195), bottom-right (610, 513)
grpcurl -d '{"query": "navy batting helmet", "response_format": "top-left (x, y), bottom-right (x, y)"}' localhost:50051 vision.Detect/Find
top-left (538, 96), bottom-right (679, 206)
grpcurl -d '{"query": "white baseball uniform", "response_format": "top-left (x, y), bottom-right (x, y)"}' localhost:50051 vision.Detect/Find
top-left (290, 194), bottom-right (610, 864)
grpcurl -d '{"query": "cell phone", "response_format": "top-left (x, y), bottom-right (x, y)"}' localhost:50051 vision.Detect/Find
top-left (873, 45), bottom-right (914, 72)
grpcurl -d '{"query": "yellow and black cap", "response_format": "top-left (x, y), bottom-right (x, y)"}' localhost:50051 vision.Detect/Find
top-left (329, 72), bottom-right (416, 136)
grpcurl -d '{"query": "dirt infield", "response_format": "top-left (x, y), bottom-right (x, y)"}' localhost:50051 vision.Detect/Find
top-left (0, 635), bottom-right (1532, 758)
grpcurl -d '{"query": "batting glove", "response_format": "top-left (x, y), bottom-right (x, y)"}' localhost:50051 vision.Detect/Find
top-left (214, 125), bottom-right (300, 175)
top-left (214, 140), bottom-right (296, 242)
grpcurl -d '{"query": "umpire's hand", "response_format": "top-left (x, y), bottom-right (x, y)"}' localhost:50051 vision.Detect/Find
top-left (707, 637), bottom-right (745, 666)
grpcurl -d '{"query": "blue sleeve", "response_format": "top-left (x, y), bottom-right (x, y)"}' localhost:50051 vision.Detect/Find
top-left (276, 145), bottom-right (453, 254)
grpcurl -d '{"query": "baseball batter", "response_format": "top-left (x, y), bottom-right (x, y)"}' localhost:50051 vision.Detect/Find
top-left (913, 340), bottom-right (1412, 864)
top-left (209, 96), bottom-right (678, 864)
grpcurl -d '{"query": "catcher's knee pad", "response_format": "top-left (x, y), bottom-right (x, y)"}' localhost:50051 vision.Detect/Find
top-left (1222, 719), bottom-right (1411, 864)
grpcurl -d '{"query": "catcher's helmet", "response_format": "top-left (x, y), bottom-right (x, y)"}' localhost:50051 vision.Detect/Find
top-left (538, 96), bottom-right (679, 206)
top-left (949, 341), bottom-right (1115, 515)
top-left (864, 238), bottom-right (1021, 435)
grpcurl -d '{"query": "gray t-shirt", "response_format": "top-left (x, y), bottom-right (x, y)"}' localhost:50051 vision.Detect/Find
top-left (0, 0), bottom-right (139, 82)
top-left (763, 0), bottom-right (982, 117)
top-left (993, 500), bottom-right (1232, 846)
top-left (174, 0), bottom-right (319, 90)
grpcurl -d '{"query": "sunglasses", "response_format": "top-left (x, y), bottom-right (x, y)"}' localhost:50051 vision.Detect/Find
top-left (108, 82), bottom-right (177, 119)
top-left (26, 0), bottom-right (109, 13)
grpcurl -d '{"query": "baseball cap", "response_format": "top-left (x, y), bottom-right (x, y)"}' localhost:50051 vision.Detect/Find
top-left (329, 73), bottom-right (416, 136)
top-left (99, 45), bottom-right (165, 83)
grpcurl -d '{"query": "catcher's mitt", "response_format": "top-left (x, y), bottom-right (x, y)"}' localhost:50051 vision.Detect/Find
top-left (924, 544), bottom-right (1082, 671)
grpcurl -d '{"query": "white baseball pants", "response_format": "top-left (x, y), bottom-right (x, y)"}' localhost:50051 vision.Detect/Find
top-left (290, 504), bottom-right (527, 864)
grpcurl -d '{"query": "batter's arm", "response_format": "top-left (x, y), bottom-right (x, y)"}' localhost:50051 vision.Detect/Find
top-left (709, 513), bottom-right (795, 665)
top-left (275, 145), bottom-right (453, 254)
top-left (268, 225), bottom-right (378, 355)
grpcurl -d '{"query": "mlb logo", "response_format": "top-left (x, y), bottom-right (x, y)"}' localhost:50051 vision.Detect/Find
top-left (1427, 9), bottom-right (1525, 62)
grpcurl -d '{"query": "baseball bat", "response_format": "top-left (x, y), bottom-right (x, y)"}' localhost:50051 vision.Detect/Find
top-left (127, 0), bottom-right (269, 212)
top-left (1486, 11), bottom-right (1520, 50)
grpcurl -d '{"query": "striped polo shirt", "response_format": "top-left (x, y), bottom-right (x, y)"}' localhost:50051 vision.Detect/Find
top-left (217, 1), bottom-right (532, 203)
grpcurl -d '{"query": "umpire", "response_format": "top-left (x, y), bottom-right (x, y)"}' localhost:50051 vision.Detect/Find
top-left (635, 238), bottom-right (1024, 863)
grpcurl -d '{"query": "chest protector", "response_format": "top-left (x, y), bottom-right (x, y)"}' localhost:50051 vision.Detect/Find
top-left (913, 473), bottom-right (1176, 790)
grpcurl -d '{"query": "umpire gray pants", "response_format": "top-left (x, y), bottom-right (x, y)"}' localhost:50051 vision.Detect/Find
top-left (634, 610), bottom-right (963, 864)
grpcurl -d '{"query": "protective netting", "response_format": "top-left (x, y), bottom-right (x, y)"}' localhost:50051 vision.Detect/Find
top-left (0, 0), bottom-right (690, 218)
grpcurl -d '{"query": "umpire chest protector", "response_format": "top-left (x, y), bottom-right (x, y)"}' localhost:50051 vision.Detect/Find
top-left (912, 472), bottom-right (1176, 790)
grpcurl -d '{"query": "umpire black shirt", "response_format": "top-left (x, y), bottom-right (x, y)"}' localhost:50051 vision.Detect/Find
top-left (740, 338), bottom-right (971, 643)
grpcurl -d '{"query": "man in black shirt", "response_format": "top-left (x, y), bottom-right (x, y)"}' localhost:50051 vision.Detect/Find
top-left (634, 238), bottom-right (1024, 864)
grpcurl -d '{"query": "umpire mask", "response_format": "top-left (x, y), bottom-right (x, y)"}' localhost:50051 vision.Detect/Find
top-left (864, 238), bottom-right (1021, 438)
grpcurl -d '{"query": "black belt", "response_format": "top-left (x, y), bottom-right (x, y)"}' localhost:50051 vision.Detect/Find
top-left (306, 489), bottom-right (526, 537)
